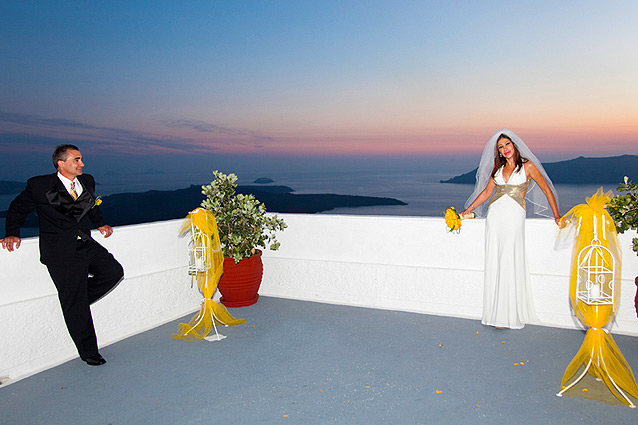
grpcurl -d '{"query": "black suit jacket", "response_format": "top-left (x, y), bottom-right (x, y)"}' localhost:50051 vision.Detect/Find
top-left (5, 173), bottom-right (106, 265)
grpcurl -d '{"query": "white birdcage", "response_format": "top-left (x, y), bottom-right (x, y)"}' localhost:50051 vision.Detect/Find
top-left (576, 215), bottom-right (615, 307)
top-left (181, 209), bottom-right (227, 342)
top-left (187, 224), bottom-right (211, 276)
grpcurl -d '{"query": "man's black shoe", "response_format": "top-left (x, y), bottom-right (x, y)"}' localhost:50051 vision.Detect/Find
top-left (84, 354), bottom-right (106, 366)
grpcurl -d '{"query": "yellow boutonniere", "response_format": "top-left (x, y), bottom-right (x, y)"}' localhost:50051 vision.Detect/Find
top-left (91, 196), bottom-right (103, 209)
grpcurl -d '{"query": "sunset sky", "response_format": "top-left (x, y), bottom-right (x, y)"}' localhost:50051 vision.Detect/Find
top-left (2, 1), bottom-right (638, 179)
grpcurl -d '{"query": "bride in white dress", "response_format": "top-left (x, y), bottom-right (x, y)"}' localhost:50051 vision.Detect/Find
top-left (461, 130), bottom-right (561, 329)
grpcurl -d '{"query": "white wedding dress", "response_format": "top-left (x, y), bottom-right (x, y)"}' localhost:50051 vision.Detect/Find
top-left (482, 165), bottom-right (538, 329)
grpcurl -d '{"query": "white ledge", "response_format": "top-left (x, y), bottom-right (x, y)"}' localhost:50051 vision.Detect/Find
top-left (1, 214), bottom-right (637, 385)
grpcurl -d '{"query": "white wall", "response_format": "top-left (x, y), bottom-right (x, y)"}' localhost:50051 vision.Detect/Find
top-left (260, 215), bottom-right (638, 334)
top-left (0, 220), bottom-right (199, 385)
top-left (2, 214), bottom-right (637, 385)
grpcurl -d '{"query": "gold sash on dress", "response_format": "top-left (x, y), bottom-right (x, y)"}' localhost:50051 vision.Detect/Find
top-left (489, 180), bottom-right (530, 210)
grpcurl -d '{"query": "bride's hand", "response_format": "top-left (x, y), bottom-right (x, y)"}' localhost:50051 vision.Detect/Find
top-left (460, 209), bottom-right (474, 219)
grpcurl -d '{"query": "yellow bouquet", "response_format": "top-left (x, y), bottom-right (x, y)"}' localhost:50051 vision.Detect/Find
top-left (445, 207), bottom-right (474, 234)
top-left (444, 207), bottom-right (462, 233)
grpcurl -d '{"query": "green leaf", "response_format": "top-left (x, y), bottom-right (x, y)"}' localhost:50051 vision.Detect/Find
top-left (200, 170), bottom-right (287, 261)
top-left (607, 176), bottom-right (638, 256)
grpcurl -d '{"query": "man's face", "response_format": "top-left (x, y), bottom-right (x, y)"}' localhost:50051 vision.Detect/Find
top-left (57, 149), bottom-right (84, 179)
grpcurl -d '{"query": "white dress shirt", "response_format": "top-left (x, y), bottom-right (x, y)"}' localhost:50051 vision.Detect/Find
top-left (57, 172), bottom-right (84, 198)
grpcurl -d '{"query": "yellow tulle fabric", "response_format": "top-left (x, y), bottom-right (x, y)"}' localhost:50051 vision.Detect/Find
top-left (557, 188), bottom-right (638, 407)
top-left (173, 208), bottom-right (245, 341)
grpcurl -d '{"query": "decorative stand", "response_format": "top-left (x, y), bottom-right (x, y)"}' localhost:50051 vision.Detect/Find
top-left (172, 208), bottom-right (245, 341)
top-left (556, 189), bottom-right (638, 407)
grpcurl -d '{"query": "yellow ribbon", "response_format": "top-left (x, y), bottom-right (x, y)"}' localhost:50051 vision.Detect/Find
top-left (173, 208), bottom-right (245, 341)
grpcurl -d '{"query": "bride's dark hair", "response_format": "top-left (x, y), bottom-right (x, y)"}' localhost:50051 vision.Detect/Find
top-left (465, 129), bottom-right (558, 217)
top-left (490, 133), bottom-right (527, 178)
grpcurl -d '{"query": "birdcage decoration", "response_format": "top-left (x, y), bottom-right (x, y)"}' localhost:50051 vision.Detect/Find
top-left (576, 242), bottom-right (615, 306)
top-left (575, 215), bottom-right (615, 307)
top-left (556, 190), bottom-right (638, 407)
top-left (173, 207), bottom-right (245, 342)
top-left (187, 224), bottom-right (211, 276)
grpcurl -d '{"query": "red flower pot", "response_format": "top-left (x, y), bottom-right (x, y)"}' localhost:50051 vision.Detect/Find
top-left (218, 250), bottom-right (263, 308)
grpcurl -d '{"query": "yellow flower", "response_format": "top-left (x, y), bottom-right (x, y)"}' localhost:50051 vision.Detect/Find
top-left (91, 196), bottom-right (103, 209)
top-left (444, 207), bottom-right (462, 233)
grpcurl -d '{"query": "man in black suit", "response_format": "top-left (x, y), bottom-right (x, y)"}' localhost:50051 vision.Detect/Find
top-left (1, 145), bottom-right (124, 366)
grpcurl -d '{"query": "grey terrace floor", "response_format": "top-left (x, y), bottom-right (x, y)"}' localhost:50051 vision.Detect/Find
top-left (1, 296), bottom-right (638, 425)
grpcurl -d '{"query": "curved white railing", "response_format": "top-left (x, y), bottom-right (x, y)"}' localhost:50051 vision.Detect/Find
top-left (1, 214), bottom-right (637, 385)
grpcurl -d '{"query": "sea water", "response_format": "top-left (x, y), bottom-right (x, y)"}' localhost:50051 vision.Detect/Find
top-left (0, 168), bottom-right (620, 232)
top-left (214, 168), bottom-right (613, 218)
top-left (0, 170), bottom-right (618, 216)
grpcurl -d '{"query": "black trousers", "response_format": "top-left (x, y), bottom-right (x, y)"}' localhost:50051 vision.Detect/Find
top-left (46, 239), bottom-right (124, 359)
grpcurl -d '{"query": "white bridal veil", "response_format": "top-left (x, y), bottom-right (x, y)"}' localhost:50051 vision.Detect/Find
top-left (464, 129), bottom-right (559, 218)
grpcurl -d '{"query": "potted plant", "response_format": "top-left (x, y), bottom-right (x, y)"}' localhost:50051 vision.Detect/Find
top-left (201, 170), bottom-right (287, 307)
top-left (606, 176), bottom-right (638, 319)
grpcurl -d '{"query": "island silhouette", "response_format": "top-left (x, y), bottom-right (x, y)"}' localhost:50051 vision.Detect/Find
top-left (2, 154), bottom-right (635, 233)
top-left (0, 184), bottom-right (406, 230)
top-left (441, 154), bottom-right (638, 184)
